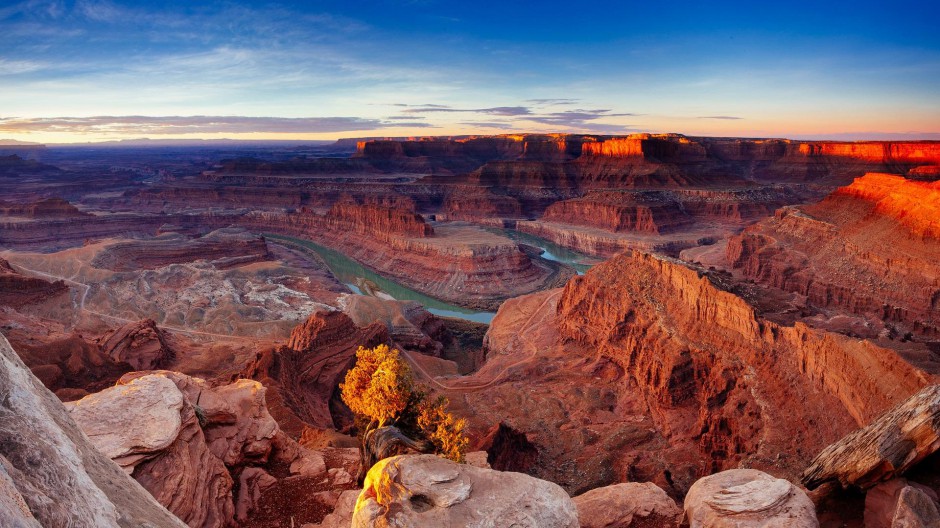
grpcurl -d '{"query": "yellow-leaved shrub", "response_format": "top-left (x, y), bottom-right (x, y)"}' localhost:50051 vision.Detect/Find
top-left (340, 344), bottom-right (468, 463)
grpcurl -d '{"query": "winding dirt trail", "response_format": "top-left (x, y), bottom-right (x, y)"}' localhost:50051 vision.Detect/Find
top-left (400, 289), bottom-right (561, 393)
top-left (13, 263), bottom-right (250, 341)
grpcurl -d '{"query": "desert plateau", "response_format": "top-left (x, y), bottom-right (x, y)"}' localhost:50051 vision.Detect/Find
top-left (2, 1), bottom-right (940, 527)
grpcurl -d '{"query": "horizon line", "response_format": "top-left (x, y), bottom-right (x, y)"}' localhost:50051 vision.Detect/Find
top-left (5, 131), bottom-right (940, 147)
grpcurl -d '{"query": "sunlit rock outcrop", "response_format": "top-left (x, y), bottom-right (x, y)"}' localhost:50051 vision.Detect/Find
top-left (0, 332), bottom-right (186, 527)
top-left (352, 454), bottom-right (578, 528)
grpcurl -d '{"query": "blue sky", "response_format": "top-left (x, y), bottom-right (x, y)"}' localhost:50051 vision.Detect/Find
top-left (1, 0), bottom-right (938, 142)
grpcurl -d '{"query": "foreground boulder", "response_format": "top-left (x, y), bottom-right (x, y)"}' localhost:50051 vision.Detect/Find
top-left (66, 369), bottom-right (352, 527)
top-left (66, 373), bottom-right (236, 528)
top-left (683, 469), bottom-right (818, 527)
top-left (803, 385), bottom-right (940, 490)
top-left (865, 479), bottom-right (940, 528)
top-left (0, 331), bottom-right (186, 527)
top-left (352, 454), bottom-right (578, 527)
top-left (573, 482), bottom-right (681, 528)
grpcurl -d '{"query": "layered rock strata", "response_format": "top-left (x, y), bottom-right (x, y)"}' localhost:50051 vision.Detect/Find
top-left (454, 250), bottom-right (932, 495)
top-left (0, 197), bottom-right (89, 219)
top-left (0, 332), bottom-right (187, 527)
top-left (0, 257), bottom-right (69, 308)
top-left (241, 209), bottom-right (569, 310)
top-left (721, 173), bottom-right (940, 337)
top-left (90, 228), bottom-right (271, 271)
top-left (241, 310), bottom-right (389, 435)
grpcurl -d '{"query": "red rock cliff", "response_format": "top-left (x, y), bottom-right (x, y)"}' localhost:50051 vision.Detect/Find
top-left (726, 173), bottom-right (940, 337)
top-left (829, 172), bottom-right (940, 239)
top-left (797, 142), bottom-right (940, 164)
top-left (241, 310), bottom-right (388, 435)
top-left (553, 251), bottom-right (929, 478)
top-left (0, 197), bottom-right (89, 218)
top-left (326, 198), bottom-right (433, 238)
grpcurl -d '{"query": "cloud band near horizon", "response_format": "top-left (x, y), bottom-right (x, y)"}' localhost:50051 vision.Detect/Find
top-left (0, 116), bottom-right (435, 135)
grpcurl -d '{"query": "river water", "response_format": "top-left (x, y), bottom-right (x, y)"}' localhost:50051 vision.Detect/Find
top-left (266, 230), bottom-right (596, 325)
top-left (266, 234), bottom-right (496, 323)
top-left (487, 228), bottom-right (595, 275)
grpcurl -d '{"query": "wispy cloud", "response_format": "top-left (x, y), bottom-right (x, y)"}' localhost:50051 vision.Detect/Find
top-left (527, 109), bottom-right (638, 128)
top-left (392, 104), bottom-right (639, 133)
top-left (697, 115), bottom-right (744, 120)
top-left (0, 59), bottom-right (46, 74)
top-left (75, 0), bottom-right (125, 23)
top-left (458, 121), bottom-right (516, 130)
top-left (391, 103), bottom-right (450, 108)
top-left (0, 116), bottom-right (434, 135)
top-left (400, 105), bottom-right (532, 116)
top-left (525, 98), bottom-right (579, 105)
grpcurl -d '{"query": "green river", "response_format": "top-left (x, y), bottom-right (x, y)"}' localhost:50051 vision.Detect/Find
top-left (265, 231), bottom-right (595, 325)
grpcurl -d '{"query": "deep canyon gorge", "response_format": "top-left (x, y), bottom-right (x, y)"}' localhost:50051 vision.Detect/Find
top-left (3, 133), bottom-right (940, 527)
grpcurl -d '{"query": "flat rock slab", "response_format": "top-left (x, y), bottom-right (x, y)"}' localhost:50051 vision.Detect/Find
top-left (684, 469), bottom-right (818, 528)
top-left (65, 375), bottom-right (184, 465)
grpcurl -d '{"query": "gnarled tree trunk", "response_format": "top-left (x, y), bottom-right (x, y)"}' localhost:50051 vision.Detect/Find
top-left (357, 426), bottom-right (430, 485)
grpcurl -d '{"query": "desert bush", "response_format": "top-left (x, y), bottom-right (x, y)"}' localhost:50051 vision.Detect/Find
top-left (341, 344), bottom-right (468, 463)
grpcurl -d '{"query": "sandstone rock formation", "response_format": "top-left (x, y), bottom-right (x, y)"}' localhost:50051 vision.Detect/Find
top-left (0, 211), bottom-right (200, 250)
top-left (683, 469), bottom-right (818, 527)
top-left (240, 210), bottom-right (570, 310)
top-left (5, 135), bottom-right (940, 527)
top-left (453, 250), bottom-right (932, 495)
top-left (517, 186), bottom-right (814, 257)
top-left (0, 197), bottom-right (89, 219)
top-left (326, 196), bottom-right (434, 237)
top-left (0, 257), bottom-right (69, 308)
top-left (66, 375), bottom-right (186, 467)
top-left (803, 384), bottom-right (940, 490)
top-left (90, 228), bottom-right (272, 271)
top-left (66, 368), bottom-right (349, 527)
top-left (442, 186), bottom-right (523, 221)
top-left (713, 173), bottom-right (940, 338)
top-left (241, 309), bottom-right (389, 435)
top-left (67, 373), bottom-right (236, 527)
top-left (573, 482), bottom-right (681, 528)
top-left (352, 454), bottom-right (579, 528)
top-left (864, 479), bottom-right (940, 528)
top-left (542, 188), bottom-right (806, 235)
top-left (97, 318), bottom-right (175, 370)
top-left (13, 332), bottom-right (132, 399)
top-left (0, 331), bottom-right (186, 527)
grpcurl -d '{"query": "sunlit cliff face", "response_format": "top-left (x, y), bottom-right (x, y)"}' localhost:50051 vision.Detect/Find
top-left (834, 173), bottom-right (940, 239)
